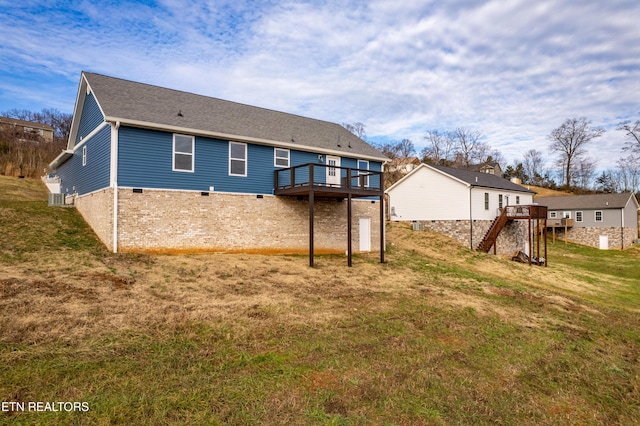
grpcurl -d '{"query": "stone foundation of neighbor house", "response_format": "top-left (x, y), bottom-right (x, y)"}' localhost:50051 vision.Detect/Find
top-left (74, 187), bottom-right (115, 250)
top-left (549, 226), bottom-right (639, 249)
top-left (77, 188), bottom-right (382, 254)
top-left (410, 219), bottom-right (539, 256)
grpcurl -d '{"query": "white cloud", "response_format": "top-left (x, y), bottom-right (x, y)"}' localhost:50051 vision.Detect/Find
top-left (0, 0), bottom-right (638, 173)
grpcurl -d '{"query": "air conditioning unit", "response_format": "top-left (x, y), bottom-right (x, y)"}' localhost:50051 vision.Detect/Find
top-left (48, 193), bottom-right (66, 206)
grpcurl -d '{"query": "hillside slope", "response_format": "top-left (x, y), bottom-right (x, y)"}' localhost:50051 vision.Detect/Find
top-left (1, 175), bottom-right (639, 425)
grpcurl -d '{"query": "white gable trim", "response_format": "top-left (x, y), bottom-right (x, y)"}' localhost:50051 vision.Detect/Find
top-left (67, 72), bottom-right (108, 151)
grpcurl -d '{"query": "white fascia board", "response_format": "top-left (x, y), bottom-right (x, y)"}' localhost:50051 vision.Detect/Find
top-left (49, 149), bottom-right (74, 169)
top-left (104, 116), bottom-right (388, 163)
top-left (66, 76), bottom-right (87, 150)
top-left (67, 72), bottom-right (108, 151)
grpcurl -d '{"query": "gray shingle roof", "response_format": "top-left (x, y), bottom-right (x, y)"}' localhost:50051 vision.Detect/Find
top-left (82, 72), bottom-right (386, 160)
top-left (536, 193), bottom-right (638, 210)
top-left (430, 164), bottom-right (535, 193)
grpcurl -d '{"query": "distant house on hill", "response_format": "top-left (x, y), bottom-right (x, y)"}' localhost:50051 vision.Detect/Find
top-left (386, 163), bottom-right (537, 255)
top-left (48, 72), bottom-right (387, 261)
top-left (537, 193), bottom-right (639, 249)
top-left (468, 160), bottom-right (503, 177)
top-left (387, 157), bottom-right (421, 174)
top-left (0, 116), bottom-right (54, 142)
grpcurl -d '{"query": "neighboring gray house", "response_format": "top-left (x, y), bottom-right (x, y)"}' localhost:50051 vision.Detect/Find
top-left (537, 193), bottom-right (639, 249)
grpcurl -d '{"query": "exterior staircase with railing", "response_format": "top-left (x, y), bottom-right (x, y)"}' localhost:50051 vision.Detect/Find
top-left (477, 208), bottom-right (510, 253)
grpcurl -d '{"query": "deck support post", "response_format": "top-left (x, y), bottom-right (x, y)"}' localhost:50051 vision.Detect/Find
top-left (380, 194), bottom-right (385, 263)
top-left (544, 218), bottom-right (548, 267)
top-left (528, 217), bottom-right (532, 266)
top-left (309, 165), bottom-right (315, 267)
top-left (347, 193), bottom-right (352, 267)
top-left (536, 219), bottom-right (541, 266)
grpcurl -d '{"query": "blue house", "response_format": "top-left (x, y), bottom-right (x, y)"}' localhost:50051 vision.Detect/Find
top-left (49, 72), bottom-right (387, 264)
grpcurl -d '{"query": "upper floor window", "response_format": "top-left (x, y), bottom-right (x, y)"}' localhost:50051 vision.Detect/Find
top-left (82, 146), bottom-right (87, 166)
top-left (549, 212), bottom-right (557, 219)
top-left (563, 211), bottom-right (571, 219)
top-left (576, 211), bottom-right (583, 222)
top-left (274, 148), bottom-right (289, 167)
top-left (498, 194), bottom-right (503, 209)
top-left (595, 211), bottom-right (603, 222)
top-left (173, 134), bottom-right (194, 172)
top-left (516, 196), bottom-right (520, 205)
top-left (229, 142), bottom-right (247, 176)
top-left (484, 193), bottom-right (489, 210)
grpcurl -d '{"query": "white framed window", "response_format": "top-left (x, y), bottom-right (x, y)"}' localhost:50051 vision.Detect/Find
top-left (516, 196), bottom-right (520, 205)
top-left (484, 193), bottom-right (489, 210)
top-left (499, 194), bottom-right (503, 209)
top-left (274, 148), bottom-right (289, 167)
top-left (549, 212), bottom-right (557, 219)
top-left (173, 134), bottom-right (194, 172)
top-left (357, 160), bottom-right (369, 187)
top-left (82, 146), bottom-right (87, 166)
top-left (576, 211), bottom-right (583, 222)
top-left (595, 211), bottom-right (603, 222)
top-left (229, 142), bottom-right (247, 176)
top-left (563, 211), bottom-right (571, 219)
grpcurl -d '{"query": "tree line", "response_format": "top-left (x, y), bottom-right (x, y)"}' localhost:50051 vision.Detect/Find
top-left (344, 115), bottom-right (640, 195)
top-left (0, 109), bottom-right (72, 178)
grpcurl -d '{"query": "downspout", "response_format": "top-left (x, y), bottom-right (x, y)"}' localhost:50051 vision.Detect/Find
top-left (111, 121), bottom-right (120, 253)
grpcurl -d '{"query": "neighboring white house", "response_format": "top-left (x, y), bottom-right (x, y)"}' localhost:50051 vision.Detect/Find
top-left (537, 193), bottom-right (639, 249)
top-left (386, 164), bottom-right (536, 254)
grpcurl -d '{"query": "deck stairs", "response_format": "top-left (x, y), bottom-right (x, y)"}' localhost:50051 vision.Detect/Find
top-left (477, 208), bottom-right (510, 253)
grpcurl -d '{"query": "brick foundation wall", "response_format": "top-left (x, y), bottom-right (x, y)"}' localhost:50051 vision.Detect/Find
top-left (550, 226), bottom-right (639, 249)
top-left (116, 189), bottom-right (381, 254)
top-left (411, 219), bottom-right (534, 256)
top-left (74, 188), bottom-right (114, 250)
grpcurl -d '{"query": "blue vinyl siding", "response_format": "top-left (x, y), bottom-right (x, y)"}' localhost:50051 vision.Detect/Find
top-left (117, 126), bottom-right (382, 194)
top-left (75, 92), bottom-right (104, 144)
top-left (57, 125), bottom-right (111, 195)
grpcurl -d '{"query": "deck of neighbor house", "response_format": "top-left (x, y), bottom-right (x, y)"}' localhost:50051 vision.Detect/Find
top-left (478, 204), bottom-right (549, 266)
top-left (274, 163), bottom-right (385, 266)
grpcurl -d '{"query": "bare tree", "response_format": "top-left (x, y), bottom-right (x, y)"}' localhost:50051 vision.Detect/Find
top-left (522, 149), bottom-right (545, 185)
top-left (575, 157), bottom-right (597, 190)
top-left (341, 122), bottom-right (366, 140)
top-left (615, 154), bottom-right (640, 193)
top-left (618, 116), bottom-right (640, 154)
top-left (373, 139), bottom-right (416, 187)
top-left (421, 130), bottom-right (456, 165)
top-left (453, 127), bottom-right (483, 168)
top-left (0, 109), bottom-right (69, 177)
top-left (548, 117), bottom-right (605, 189)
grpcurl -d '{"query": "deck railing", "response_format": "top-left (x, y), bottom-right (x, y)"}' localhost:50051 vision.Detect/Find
top-left (503, 204), bottom-right (548, 219)
top-left (274, 163), bottom-right (383, 195)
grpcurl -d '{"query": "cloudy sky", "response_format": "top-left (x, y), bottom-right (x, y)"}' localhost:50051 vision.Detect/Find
top-left (1, 0), bottom-right (638, 171)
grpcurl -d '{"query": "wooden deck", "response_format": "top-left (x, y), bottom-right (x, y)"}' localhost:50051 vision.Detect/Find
top-left (274, 163), bottom-right (384, 199)
top-left (273, 163), bottom-right (385, 267)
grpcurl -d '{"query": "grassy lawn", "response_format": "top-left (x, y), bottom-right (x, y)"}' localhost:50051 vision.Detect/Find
top-left (1, 175), bottom-right (639, 425)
